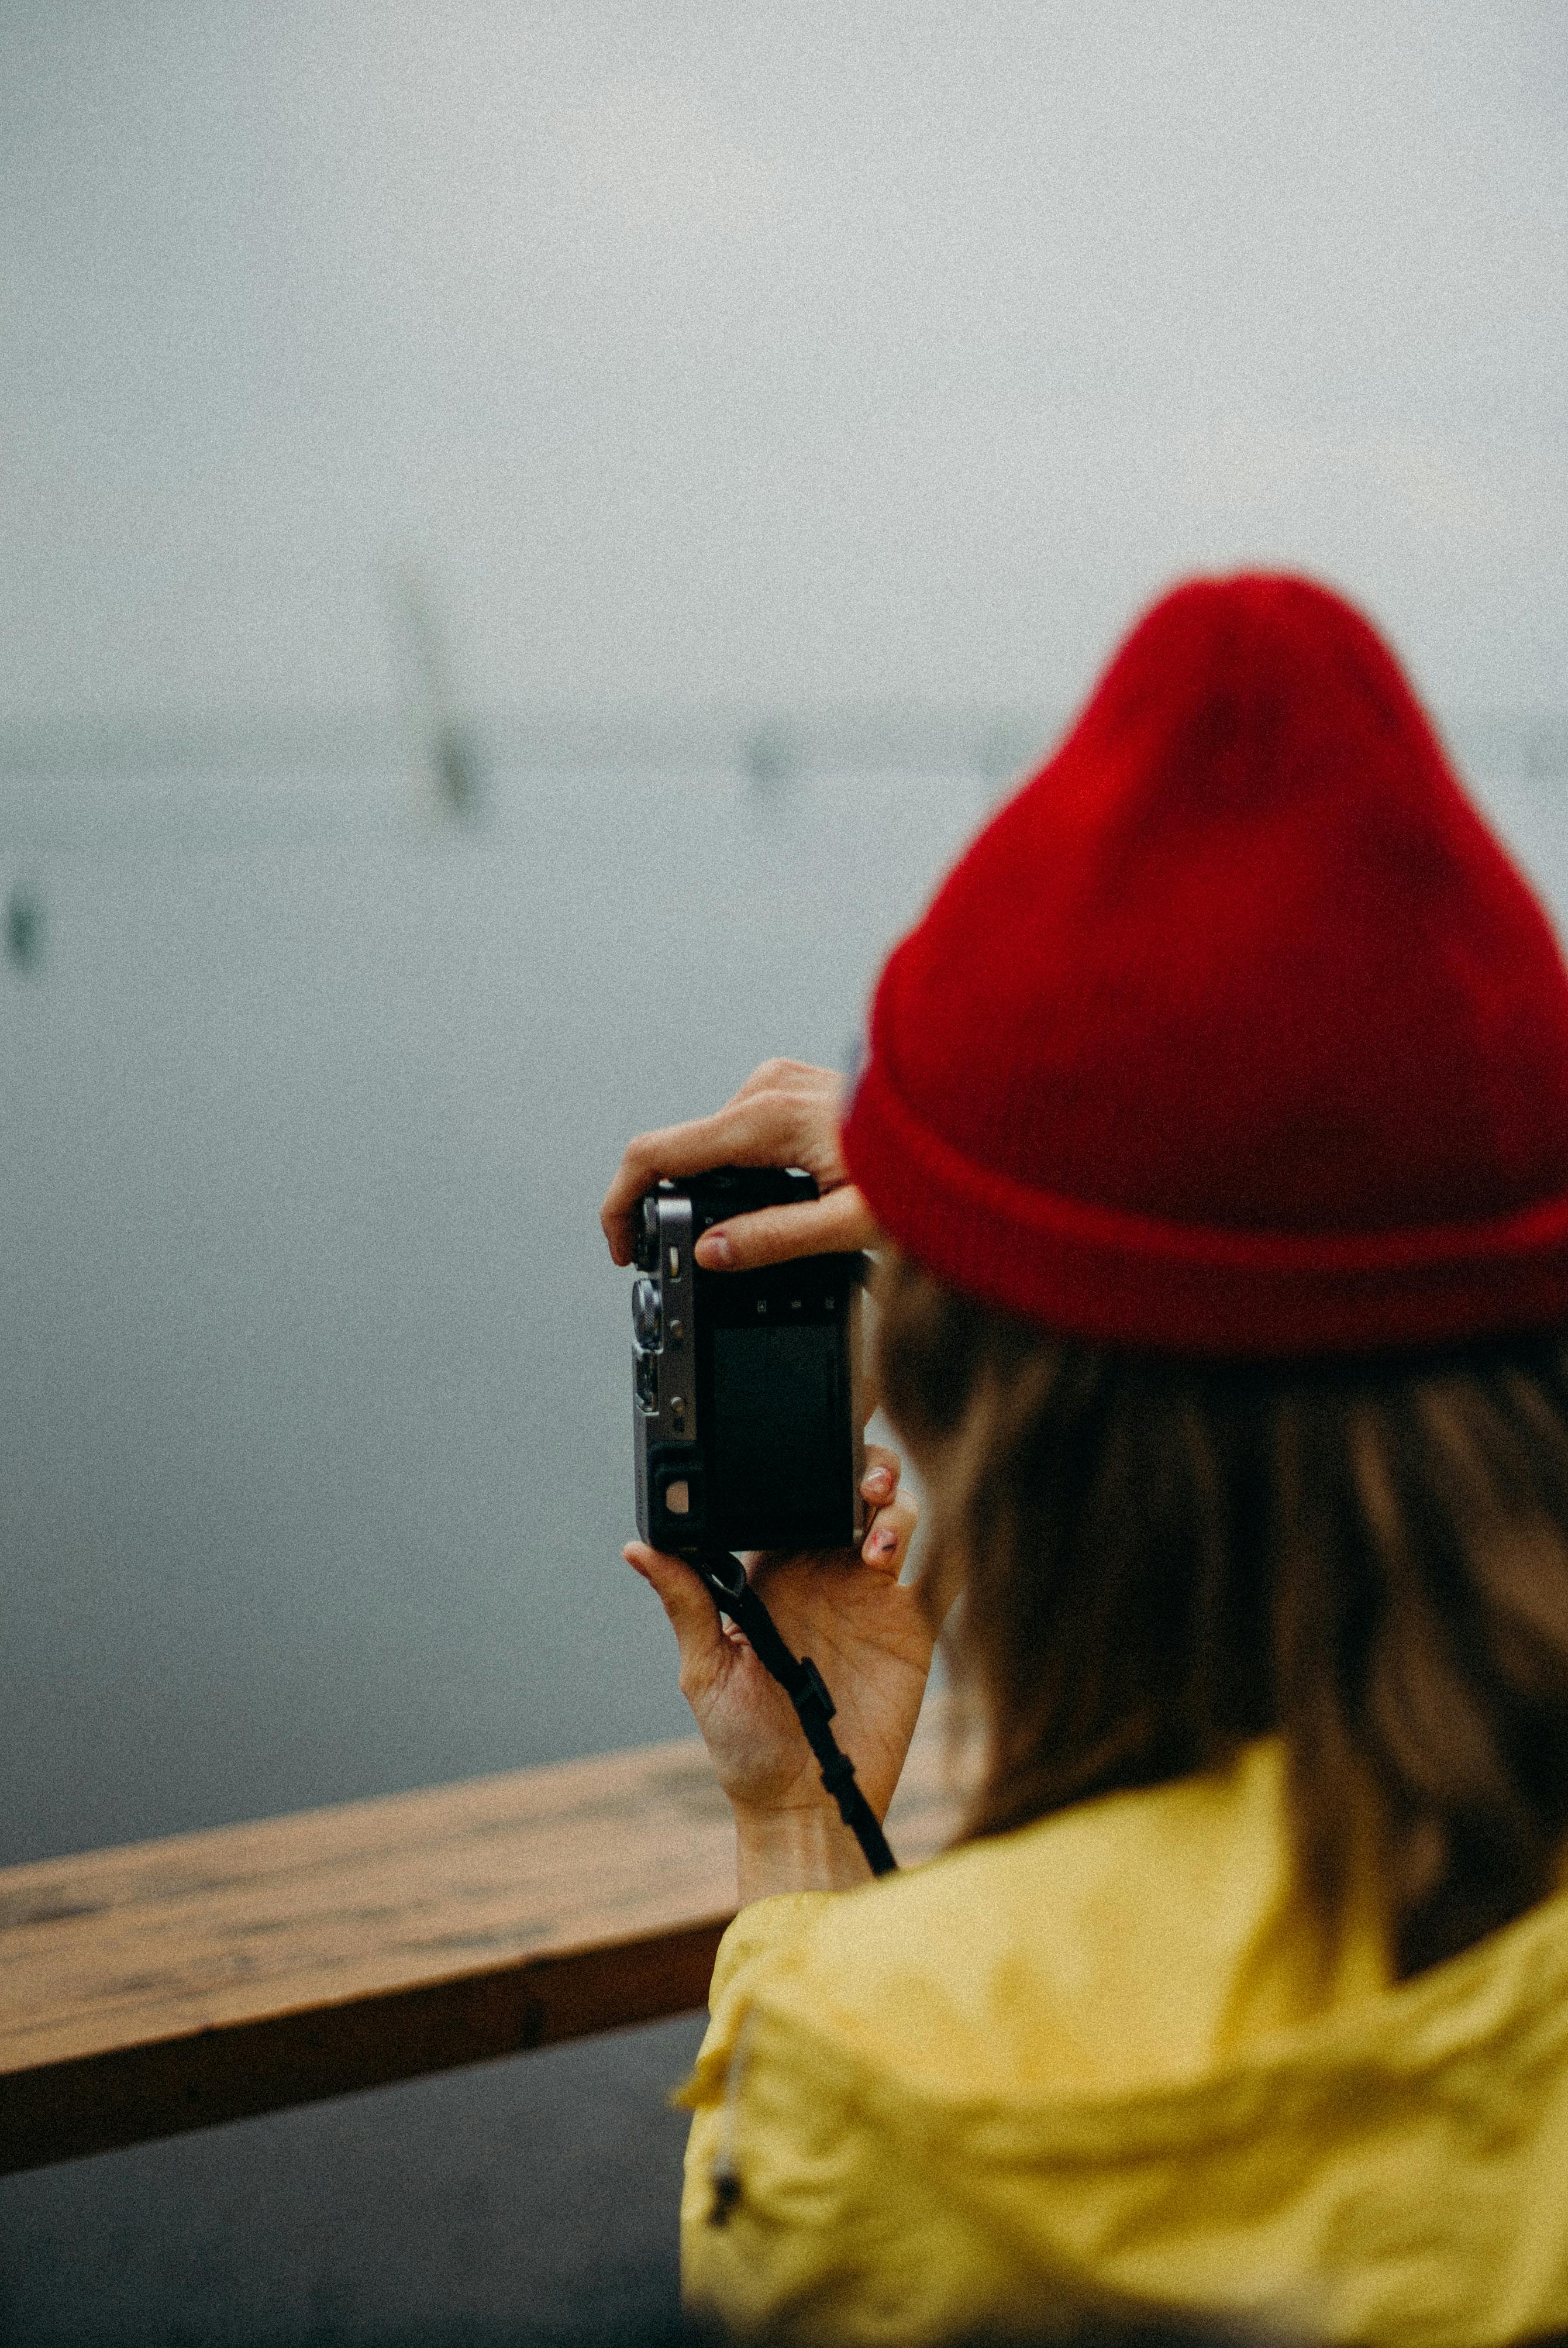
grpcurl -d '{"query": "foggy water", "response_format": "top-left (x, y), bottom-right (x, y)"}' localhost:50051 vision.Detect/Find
top-left (2, 750), bottom-right (1565, 1861)
top-left (0, 760), bottom-right (991, 1866)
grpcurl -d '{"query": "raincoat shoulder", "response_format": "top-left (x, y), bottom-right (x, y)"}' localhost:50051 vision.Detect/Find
top-left (680, 1743), bottom-right (1568, 2346)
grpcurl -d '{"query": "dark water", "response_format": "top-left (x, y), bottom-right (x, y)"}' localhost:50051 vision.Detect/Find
top-left (1, 751), bottom-right (1562, 2343)
top-left (0, 2012), bottom-right (706, 2347)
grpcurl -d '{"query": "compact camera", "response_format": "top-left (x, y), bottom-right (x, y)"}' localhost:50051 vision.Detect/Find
top-left (631, 1168), bottom-right (867, 1556)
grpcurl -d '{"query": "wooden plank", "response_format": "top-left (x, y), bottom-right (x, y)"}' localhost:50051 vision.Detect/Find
top-left (0, 1703), bottom-right (963, 2174)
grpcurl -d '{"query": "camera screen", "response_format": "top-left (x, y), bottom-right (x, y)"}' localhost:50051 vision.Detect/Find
top-left (709, 1321), bottom-right (847, 1545)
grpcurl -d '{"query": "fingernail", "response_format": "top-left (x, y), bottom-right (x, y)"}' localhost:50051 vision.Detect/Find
top-left (862, 1466), bottom-right (893, 1499)
top-left (868, 1526), bottom-right (898, 1558)
top-left (697, 1230), bottom-right (732, 1268)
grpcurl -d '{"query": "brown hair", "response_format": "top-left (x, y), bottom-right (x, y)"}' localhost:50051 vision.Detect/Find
top-left (875, 1251), bottom-right (1568, 1980)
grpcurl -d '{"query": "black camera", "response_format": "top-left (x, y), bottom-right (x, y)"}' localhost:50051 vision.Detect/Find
top-left (631, 1168), bottom-right (867, 1556)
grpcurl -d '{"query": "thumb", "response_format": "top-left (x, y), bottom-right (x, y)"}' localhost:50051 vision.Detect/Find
top-left (623, 1543), bottom-right (728, 1676)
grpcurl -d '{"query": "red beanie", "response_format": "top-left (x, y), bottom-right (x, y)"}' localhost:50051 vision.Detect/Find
top-left (842, 573), bottom-right (1568, 1355)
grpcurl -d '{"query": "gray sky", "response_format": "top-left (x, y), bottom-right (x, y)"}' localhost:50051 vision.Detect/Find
top-left (1, 1), bottom-right (1564, 728)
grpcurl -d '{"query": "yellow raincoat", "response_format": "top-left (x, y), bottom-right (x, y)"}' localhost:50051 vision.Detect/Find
top-left (681, 1741), bottom-right (1568, 2344)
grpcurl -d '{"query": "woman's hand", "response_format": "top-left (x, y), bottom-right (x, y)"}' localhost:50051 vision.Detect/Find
top-left (624, 1446), bottom-right (931, 1901)
top-left (601, 1059), bottom-right (878, 1272)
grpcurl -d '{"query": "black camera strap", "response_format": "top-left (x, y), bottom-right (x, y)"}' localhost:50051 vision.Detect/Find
top-left (695, 1551), bottom-right (898, 1879)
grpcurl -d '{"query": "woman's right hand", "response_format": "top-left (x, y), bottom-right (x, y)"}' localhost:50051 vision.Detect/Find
top-left (600, 1059), bottom-right (878, 1272)
top-left (625, 1444), bottom-right (930, 1900)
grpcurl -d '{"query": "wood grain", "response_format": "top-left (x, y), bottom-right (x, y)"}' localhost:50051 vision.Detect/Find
top-left (0, 1702), bottom-right (964, 2174)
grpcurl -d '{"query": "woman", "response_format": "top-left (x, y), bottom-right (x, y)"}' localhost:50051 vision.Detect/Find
top-left (601, 575), bottom-right (1568, 2345)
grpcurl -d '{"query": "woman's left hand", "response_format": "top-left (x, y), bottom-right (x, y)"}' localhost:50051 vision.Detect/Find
top-left (624, 1445), bottom-right (933, 1899)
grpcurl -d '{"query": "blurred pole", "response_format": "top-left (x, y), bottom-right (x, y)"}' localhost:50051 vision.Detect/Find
top-left (385, 567), bottom-right (486, 825)
top-left (5, 882), bottom-right (43, 972)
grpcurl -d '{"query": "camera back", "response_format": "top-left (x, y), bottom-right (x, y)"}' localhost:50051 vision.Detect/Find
top-left (630, 1168), bottom-right (867, 1557)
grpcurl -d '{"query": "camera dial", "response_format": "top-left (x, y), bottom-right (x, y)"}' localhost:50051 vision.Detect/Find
top-left (632, 1277), bottom-right (662, 1348)
top-left (633, 1194), bottom-right (661, 1273)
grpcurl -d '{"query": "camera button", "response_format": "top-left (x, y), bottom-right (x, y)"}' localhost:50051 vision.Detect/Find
top-left (632, 1278), bottom-right (662, 1347)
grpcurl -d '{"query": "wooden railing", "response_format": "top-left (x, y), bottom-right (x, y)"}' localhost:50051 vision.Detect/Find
top-left (0, 1705), bottom-right (960, 2175)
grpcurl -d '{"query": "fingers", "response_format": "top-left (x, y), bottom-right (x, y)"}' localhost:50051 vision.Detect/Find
top-left (860, 1443), bottom-right (912, 1576)
top-left (693, 1185), bottom-right (877, 1269)
top-left (859, 1441), bottom-right (916, 1577)
top-left (860, 1485), bottom-right (919, 1576)
top-left (728, 1059), bottom-right (843, 1106)
top-left (860, 1443), bottom-right (900, 1507)
top-left (602, 1092), bottom-right (835, 1261)
top-left (599, 1065), bottom-right (850, 1265)
top-left (623, 1544), bottom-right (728, 1682)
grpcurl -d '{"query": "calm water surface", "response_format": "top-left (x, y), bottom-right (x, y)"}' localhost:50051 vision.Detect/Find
top-left (0, 762), bottom-right (989, 1865)
top-left (2, 757), bottom-right (1565, 1864)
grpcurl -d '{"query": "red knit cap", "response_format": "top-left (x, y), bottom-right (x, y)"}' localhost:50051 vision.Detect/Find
top-left (842, 573), bottom-right (1568, 1355)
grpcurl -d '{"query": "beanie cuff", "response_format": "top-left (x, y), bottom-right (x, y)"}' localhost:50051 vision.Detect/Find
top-left (842, 1053), bottom-right (1568, 1358)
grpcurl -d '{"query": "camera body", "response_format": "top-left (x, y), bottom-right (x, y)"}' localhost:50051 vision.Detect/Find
top-left (631, 1168), bottom-right (867, 1557)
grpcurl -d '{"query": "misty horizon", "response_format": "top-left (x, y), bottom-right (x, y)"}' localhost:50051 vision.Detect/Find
top-left (3, 2), bottom-right (1564, 736)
